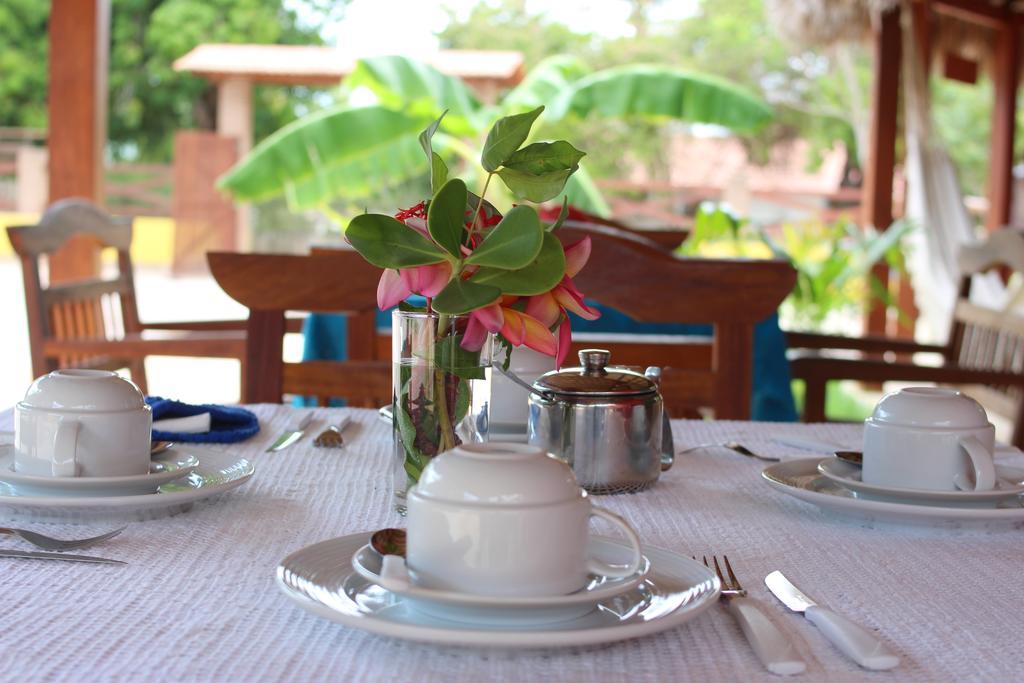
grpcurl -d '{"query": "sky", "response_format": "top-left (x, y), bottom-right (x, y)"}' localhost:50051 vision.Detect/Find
top-left (319, 0), bottom-right (700, 56)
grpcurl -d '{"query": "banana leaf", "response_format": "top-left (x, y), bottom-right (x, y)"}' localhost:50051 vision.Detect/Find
top-left (218, 105), bottom-right (428, 207)
top-left (342, 56), bottom-right (483, 136)
top-left (550, 64), bottom-right (773, 132)
top-left (501, 55), bottom-right (590, 112)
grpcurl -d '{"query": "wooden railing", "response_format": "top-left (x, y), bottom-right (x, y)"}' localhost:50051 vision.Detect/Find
top-left (106, 163), bottom-right (173, 216)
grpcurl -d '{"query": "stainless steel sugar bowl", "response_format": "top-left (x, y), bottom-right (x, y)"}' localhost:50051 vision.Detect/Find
top-left (527, 349), bottom-right (674, 494)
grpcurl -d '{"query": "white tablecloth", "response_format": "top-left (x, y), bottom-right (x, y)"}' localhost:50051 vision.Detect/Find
top-left (1, 406), bottom-right (1021, 682)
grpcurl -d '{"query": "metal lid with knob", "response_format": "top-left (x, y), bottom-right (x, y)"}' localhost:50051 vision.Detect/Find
top-left (533, 349), bottom-right (658, 397)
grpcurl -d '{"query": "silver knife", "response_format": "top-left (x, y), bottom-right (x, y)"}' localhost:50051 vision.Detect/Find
top-left (0, 548), bottom-right (126, 565)
top-left (765, 571), bottom-right (899, 671)
top-left (266, 412), bottom-right (314, 452)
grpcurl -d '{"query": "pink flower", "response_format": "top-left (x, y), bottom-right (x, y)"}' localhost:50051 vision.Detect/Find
top-left (376, 261), bottom-right (452, 309)
top-left (461, 300), bottom-right (557, 356)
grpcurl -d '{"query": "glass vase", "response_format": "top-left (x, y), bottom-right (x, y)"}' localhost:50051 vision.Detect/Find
top-left (391, 310), bottom-right (491, 514)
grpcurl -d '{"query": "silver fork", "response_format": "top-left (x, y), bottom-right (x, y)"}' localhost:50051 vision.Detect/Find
top-left (679, 442), bottom-right (780, 462)
top-left (0, 526), bottom-right (126, 551)
top-left (702, 555), bottom-right (806, 676)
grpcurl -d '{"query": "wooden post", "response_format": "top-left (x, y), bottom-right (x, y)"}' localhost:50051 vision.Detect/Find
top-left (47, 0), bottom-right (110, 283)
top-left (987, 22), bottom-right (1020, 231)
top-left (216, 78), bottom-right (253, 251)
top-left (863, 6), bottom-right (901, 337)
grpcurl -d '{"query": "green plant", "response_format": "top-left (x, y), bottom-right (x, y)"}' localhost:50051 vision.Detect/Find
top-left (679, 204), bottom-right (915, 329)
top-left (217, 55), bottom-right (773, 221)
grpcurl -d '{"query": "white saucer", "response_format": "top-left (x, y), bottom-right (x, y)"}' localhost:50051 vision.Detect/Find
top-left (817, 457), bottom-right (1024, 505)
top-left (0, 445), bottom-right (198, 497)
top-left (0, 448), bottom-right (254, 523)
top-left (762, 458), bottom-right (1024, 528)
top-left (277, 532), bottom-right (719, 648)
top-left (351, 542), bottom-right (651, 624)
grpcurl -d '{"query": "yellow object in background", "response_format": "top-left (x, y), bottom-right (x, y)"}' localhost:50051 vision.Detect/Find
top-left (0, 212), bottom-right (176, 266)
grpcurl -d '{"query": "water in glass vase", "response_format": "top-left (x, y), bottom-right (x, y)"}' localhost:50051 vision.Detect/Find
top-left (391, 311), bottom-right (491, 514)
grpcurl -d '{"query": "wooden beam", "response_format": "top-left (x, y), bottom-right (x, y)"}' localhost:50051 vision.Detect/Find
top-left (987, 21), bottom-right (1020, 231)
top-left (863, 6), bottom-right (901, 336)
top-left (931, 0), bottom-right (1011, 29)
top-left (47, 0), bottom-right (110, 283)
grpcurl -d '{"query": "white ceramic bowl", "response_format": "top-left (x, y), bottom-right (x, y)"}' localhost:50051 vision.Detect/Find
top-left (15, 370), bottom-right (152, 478)
top-left (406, 443), bottom-right (643, 597)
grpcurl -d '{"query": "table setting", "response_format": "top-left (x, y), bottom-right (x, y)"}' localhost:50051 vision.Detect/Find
top-left (3, 110), bottom-right (1024, 682)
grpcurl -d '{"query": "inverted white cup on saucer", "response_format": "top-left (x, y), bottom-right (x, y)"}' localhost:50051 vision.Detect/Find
top-left (406, 442), bottom-right (643, 597)
top-left (862, 387), bottom-right (996, 492)
top-left (14, 369), bottom-right (152, 478)
top-left (489, 348), bottom-right (554, 430)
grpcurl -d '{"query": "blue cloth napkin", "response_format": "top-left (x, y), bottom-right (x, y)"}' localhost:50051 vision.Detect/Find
top-left (146, 397), bottom-right (260, 443)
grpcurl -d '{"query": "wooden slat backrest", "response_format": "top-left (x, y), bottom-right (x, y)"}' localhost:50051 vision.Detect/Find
top-left (6, 199), bottom-right (141, 376)
top-left (207, 251), bottom-right (387, 405)
top-left (558, 225), bottom-right (796, 419)
top-left (947, 229), bottom-right (1024, 417)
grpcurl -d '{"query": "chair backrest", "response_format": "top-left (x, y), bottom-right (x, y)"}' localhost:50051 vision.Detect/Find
top-left (948, 229), bottom-right (1024, 419)
top-left (6, 199), bottom-right (142, 376)
top-left (558, 225), bottom-right (796, 419)
top-left (207, 250), bottom-right (389, 407)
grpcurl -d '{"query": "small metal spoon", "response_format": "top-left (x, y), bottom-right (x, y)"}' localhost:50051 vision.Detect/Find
top-left (150, 441), bottom-right (175, 457)
top-left (370, 528), bottom-right (407, 558)
top-left (834, 450), bottom-right (863, 466)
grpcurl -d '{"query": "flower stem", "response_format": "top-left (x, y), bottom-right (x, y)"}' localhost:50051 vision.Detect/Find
top-left (469, 172), bottom-right (494, 234)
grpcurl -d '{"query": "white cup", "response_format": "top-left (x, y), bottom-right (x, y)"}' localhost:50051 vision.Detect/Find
top-left (14, 369), bottom-right (152, 478)
top-left (489, 347), bottom-right (555, 429)
top-left (406, 442), bottom-right (643, 597)
top-left (862, 387), bottom-right (996, 492)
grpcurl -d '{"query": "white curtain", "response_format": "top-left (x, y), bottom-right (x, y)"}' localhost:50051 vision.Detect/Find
top-left (900, 5), bottom-right (1006, 341)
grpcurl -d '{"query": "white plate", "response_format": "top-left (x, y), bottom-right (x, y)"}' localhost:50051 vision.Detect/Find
top-left (762, 458), bottom-right (1024, 528)
top-left (351, 542), bottom-right (651, 624)
top-left (277, 532), bottom-right (719, 648)
top-left (0, 449), bottom-right (254, 523)
top-left (0, 445), bottom-right (198, 497)
top-left (817, 457), bottom-right (1024, 505)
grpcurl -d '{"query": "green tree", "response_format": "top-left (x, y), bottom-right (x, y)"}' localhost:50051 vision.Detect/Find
top-left (0, 0), bottom-right (49, 129)
top-left (0, 0), bottom-right (340, 161)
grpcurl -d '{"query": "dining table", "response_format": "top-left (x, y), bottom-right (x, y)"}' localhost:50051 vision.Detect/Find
top-left (1, 404), bottom-right (1021, 682)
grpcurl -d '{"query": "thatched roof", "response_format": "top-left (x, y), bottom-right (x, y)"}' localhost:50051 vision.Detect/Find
top-left (766, 0), bottom-right (900, 47)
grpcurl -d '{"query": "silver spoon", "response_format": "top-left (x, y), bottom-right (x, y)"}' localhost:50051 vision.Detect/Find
top-left (151, 441), bottom-right (175, 457)
top-left (0, 526), bottom-right (126, 551)
top-left (834, 450), bottom-right (863, 466)
top-left (370, 528), bottom-right (407, 558)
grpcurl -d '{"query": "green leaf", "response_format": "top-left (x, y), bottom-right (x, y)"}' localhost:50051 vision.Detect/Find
top-left (502, 55), bottom-right (591, 111)
top-left (546, 197), bottom-right (570, 232)
top-left (342, 56), bottom-right (482, 135)
top-left (346, 214), bottom-right (448, 268)
top-left (470, 232), bottom-right (566, 295)
top-left (434, 334), bottom-right (485, 379)
top-left (549, 65), bottom-right (772, 132)
top-left (431, 278), bottom-right (501, 315)
top-left (218, 105), bottom-right (427, 207)
top-left (481, 106), bottom-right (545, 172)
top-left (497, 167), bottom-right (573, 203)
top-left (465, 206), bottom-right (543, 269)
top-left (495, 140), bottom-right (585, 203)
top-left (504, 141), bottom-right (585, 175)
top-left (428, 178), bottom-right (468, 258)
top-left (419, 111), bottom-right (449, 194)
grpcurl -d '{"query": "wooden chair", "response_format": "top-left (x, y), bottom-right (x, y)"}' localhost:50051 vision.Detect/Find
top-left (8, 199), bottom-right (246, 393)
top-left (788, 228), bottom-right (1024, 447)
top-left (207, 250), bottom-right (391, 407)
top-left (558, 225), bottom-right (797, 419)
